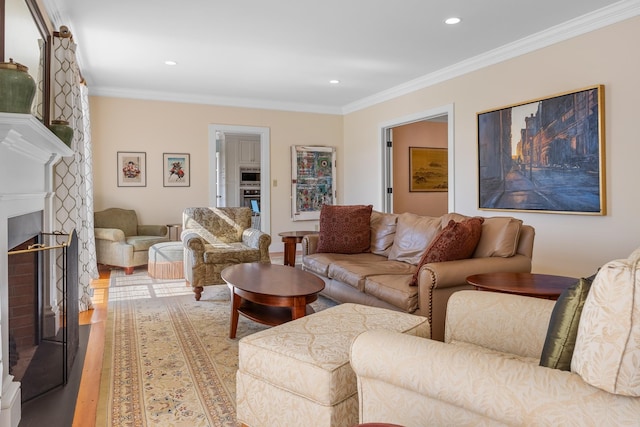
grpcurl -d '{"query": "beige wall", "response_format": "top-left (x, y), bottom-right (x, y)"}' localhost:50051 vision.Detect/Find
top-left (393, 121), bottom-right (448, 216)
top-left (91, 16), bottom-right (639, 273)
top-left (342, 16), bottom-right (640, 276)
top-left (90, 97), bottom-right (343, 252)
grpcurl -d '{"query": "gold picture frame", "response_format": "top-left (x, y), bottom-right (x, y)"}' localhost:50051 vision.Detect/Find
top-left (409, 147), bottom-right (448, 192)
top-left (477, 84), bottom-right (605, 215)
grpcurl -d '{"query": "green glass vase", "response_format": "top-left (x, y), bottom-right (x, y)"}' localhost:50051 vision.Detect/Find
top-left (0, 59), bottom-right (36, 114)
top-left (50, 120), bottom-right (74, 147)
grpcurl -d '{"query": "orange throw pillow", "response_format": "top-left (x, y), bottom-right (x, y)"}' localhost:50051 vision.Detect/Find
top-left (410, 217), bottom-right (484, 286)
top-left (317, 204), bottom-right (373, 254)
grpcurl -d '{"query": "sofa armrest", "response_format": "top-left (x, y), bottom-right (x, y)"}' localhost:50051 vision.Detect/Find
top-left (417, 254), bottom-right (532, 291)
top-left (301, 233), bottom-right (319, 255)
top-left (445, 291), bottom-right (554, 357)
top-left (242, 228), bottom-right (272, 263)
top-left (351, 330), bottom-right (639, 426)
top-left (94, 227), bottom-right (125, 242)
top-left (137, 224), bottom-right (168, 237)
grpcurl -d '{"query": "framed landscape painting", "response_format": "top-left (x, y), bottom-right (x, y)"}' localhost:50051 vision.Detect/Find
top-left (117, 151), bottom-right (146, 187)
top-left (477, 85), bottom-right (605, 215)
top-left (409, 147), bottom-right (448, 192)
top-left (163, 153), bottom-right (190, 187)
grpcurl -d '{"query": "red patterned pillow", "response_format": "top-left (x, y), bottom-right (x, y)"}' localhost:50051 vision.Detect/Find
top-left (410, 217), bottom-right (484, 286)
top-left (317, 204), bottom-right (373, 254)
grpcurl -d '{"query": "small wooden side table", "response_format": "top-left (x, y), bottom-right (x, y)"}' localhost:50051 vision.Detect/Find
top-left (466, 272), bottom-right (576, 300)
top-left (278, 231), bottom-right (317, 267)
top-left (166, 224), bottom-right (182, 241)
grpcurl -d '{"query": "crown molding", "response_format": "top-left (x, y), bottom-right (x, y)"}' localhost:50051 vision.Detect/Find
top-left (41, 0), bottom-right (640, 116)
top-left (88, 86), bottom-right (344, 115)
top-left (341, 0), bottom-right (640, 114)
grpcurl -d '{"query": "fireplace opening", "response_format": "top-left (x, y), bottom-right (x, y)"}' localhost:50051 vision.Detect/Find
top-left (7, 212), bottom-right (79, 403)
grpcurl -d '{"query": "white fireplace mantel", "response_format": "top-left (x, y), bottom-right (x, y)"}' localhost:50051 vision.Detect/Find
top-left (0, 113), bottom-right (73, 427)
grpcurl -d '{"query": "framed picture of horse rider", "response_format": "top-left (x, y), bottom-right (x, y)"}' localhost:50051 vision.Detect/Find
top-left (163, 153), bottom-right (190, 187)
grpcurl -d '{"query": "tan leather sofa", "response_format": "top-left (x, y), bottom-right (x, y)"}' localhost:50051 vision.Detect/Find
top-left (302, 212), bottom-right (534, 341)
top-left (182, 207), bottom-right (271, 300)
top-left (351, 285), bottom-right (640, 425)
top-left (94, 208), bottom-right (169, 274)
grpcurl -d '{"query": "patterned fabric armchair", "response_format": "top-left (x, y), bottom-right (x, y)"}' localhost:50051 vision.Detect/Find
top-left (182, 207), bottom-right (271, 300)
top-left (94, 208), bottom-right (169, 274)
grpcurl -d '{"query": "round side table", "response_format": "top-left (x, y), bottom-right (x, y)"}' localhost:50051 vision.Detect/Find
top-left (278, 231), bottom-right (317, 267)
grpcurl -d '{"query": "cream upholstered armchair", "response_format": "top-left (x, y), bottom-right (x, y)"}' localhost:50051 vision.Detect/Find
top-left (182, 207), bottom-right (271, 300)
top-left (350, 248), bottom-right (640, 425)
top-left (94, 208), bottom-right (169, 274)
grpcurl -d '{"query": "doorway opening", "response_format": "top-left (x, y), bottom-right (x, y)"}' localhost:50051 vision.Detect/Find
top-left (208, 124), bottom-right (271, 235)
top-left (380, 105), bottom-right (455, 214)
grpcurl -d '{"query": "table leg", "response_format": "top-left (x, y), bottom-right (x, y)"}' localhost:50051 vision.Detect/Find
top-left (229, 289), bottom-right (241, 339)
top-left (282, 237), bottom-right (297, 267)
top-left (291, 296), bottom-right (307, 320)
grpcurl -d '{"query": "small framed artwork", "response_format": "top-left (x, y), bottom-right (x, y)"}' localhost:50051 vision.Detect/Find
top-left (409, 147), bottom-right (448, 192)
top-left (291, 145), bottom-right (336, 221)
top-left (117, 151), bottom-right (146, 187)
top-left (477, 84), bottom-right (605, 215)
top-left (163, 153), bottom-right (190, 187)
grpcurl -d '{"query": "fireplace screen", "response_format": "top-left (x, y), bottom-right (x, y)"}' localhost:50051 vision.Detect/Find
top-left (7, 229), bottom-right (78, 402)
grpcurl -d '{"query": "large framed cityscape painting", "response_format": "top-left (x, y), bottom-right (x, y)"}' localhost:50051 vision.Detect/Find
top-left (477, 85), bottom-right (605, 215)
top-left (291, 145), bottom-right (336, 221)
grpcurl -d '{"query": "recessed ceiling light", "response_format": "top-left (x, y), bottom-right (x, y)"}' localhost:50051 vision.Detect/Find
top-left (164, 60), bottom-right (177, 66)
top-left (329, 79), bottom-right (340, 84)
top-left (444, 17), bottom-right (461, 25)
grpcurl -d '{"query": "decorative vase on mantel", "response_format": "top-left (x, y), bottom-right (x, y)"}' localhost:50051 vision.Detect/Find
top-left (0, 59), bottom-right (36, 114)
top-left (49, 120), bottom-right (74, 147)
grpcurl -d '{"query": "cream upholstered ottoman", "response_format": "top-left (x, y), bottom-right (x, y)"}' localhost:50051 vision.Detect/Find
top-left (236, 303), bottom-right (430, 427)
top-left (147, 241), bottom-right (184, 279)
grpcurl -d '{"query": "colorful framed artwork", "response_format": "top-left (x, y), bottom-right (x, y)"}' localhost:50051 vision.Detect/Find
top-left (409, 147), bottom-right (448, 192)
top-left (163, 153), bottom-right (190, 187)
top-left (117, 151), bottom-right (146, 187)
top-left (291, 145), bottom-right (336, 221)
top-left (477, 85), bottom-right (605, 215)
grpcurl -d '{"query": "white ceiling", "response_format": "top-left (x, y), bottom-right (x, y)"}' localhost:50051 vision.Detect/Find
top-left (43, 0), bottom-right (637, 114)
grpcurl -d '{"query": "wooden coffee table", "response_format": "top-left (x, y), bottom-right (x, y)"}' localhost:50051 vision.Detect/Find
top-left (466, 272), bottom-right (577, 300)
top-left (221, 262), bottom-right (325, 338)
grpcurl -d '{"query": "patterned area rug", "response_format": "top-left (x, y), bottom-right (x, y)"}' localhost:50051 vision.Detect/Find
top-left (98, 268), bottom-right (334, 426)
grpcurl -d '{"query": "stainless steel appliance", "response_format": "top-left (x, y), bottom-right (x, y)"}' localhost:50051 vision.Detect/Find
top-left (240, 167), bottom-right (261, 186)
top-left (240, 188), bottom-right (260, 208)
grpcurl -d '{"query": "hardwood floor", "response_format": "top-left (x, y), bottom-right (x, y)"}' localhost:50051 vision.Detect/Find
top-left (72, 265), bottom-right (110, 427)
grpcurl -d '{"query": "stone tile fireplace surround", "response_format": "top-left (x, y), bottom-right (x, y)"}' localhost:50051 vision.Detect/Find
top-left (0, 113), bottom-right (73, 427)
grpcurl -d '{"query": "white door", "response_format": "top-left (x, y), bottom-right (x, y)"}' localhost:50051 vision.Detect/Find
top-left (208, 124), bottom-right (271, 235)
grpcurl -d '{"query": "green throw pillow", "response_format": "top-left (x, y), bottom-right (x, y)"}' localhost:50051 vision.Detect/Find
top-left (539, 276), bottom-right (594, 371)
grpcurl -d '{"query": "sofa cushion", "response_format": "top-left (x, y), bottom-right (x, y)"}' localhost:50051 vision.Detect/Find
top-left (370, 211), bottom-right (399, 256)
top-left (303, 253), bottom-right (381, 277)
top-left (364, 274), bottom-right (419, 312)
top-left (202, 243), bottom-right (261, 263)
top-left (539, 277), bottom-right (593, 371)
top-left (410, 217), bottom-right (484, 286)
top-left (328, 258), bottom-right (416, 291)
top-left (387, 213), bottom-right (441, 265)
top-left (473, 216), bottom-right (523, 258)
top-left (126, 235), bottom-right (169, 252)
top-left (317, 205), bottom-right (373, 254)
top-left (572, 253), bottom-right (640, 396)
